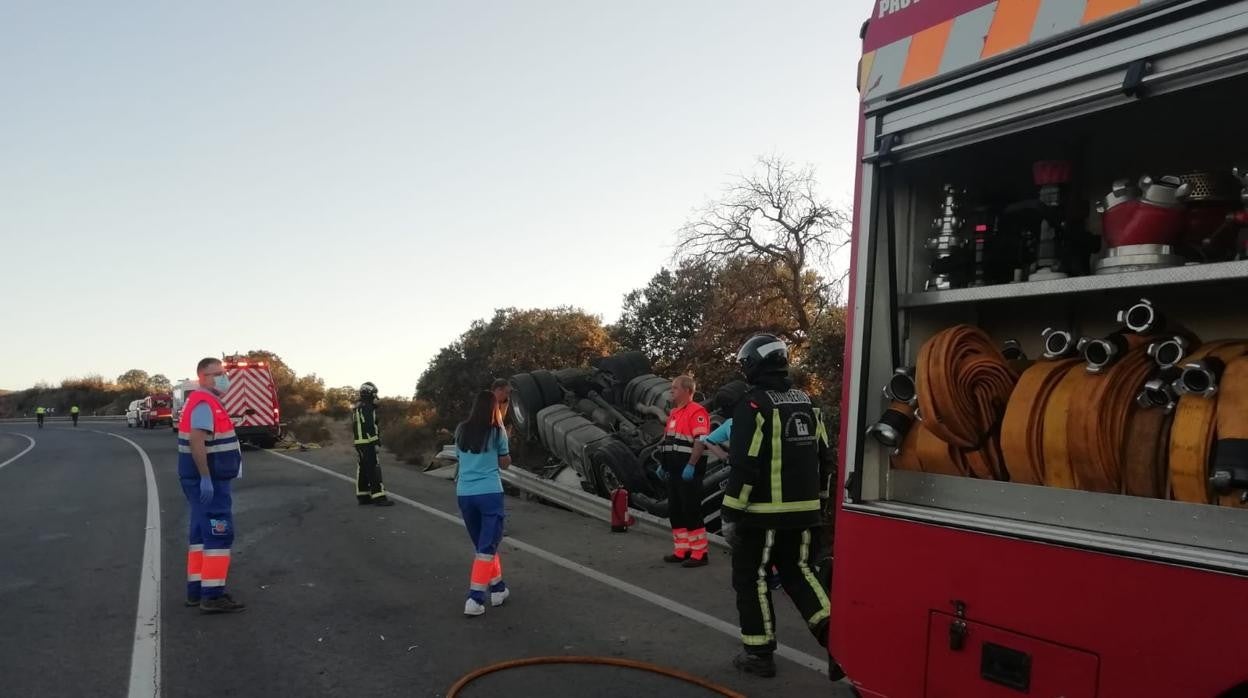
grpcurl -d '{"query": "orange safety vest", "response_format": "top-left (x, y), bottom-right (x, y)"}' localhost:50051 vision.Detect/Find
top-left (177, 390), bottom-right (242, 479)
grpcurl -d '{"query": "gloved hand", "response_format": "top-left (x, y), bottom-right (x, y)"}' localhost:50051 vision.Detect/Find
top-left (198, 476), bottom-right (215, 505)
top-left (720, 520), bottom-right (740, 548)
top-left (656, 467), bottom-right (669, 482)
top-left (681, 463), bottom-right (696, 482)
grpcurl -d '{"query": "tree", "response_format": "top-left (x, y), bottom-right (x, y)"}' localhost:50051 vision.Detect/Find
top-left (323, 386), bottom-right (357, 420)
top-left (611, 260), bottom-right (716, 376)
top-left (676, 155), bottom-right (851, 345)
top-left (150, 374), bottom-right (172, 392)
top-left (417, 307), bottom-right (616, 427)
top-left (231, 350), bottom-right (322, 419)
top-left (117, 369), bottom-right (151, 393)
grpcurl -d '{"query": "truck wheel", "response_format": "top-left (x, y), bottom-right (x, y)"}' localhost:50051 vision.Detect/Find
top-left (590, 440), bottom-right (651, 497)
top-left (532, 370), bottom-right (563, 406)
top-left (509, 373), bottom-right (546, 438)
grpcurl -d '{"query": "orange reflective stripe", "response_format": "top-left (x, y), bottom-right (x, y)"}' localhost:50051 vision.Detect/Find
top-left (187, 549), bottom-right (204, 578)
top-left (982, 0), bottom-right (1043, 59)
top-left (470, 557), bottom-right (494, 590)
top-left (490, 555), bottom-right (503, 585)
top-left (1082, 0), bottom-right (1140, 25)
top-left (201, 552), bottom-right (231, 587)
top-left (900, 19), bottom-right (953, 87)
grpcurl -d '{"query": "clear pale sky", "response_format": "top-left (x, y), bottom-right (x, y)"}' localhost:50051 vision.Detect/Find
top-left (1, 1), bottom-right (870, 396)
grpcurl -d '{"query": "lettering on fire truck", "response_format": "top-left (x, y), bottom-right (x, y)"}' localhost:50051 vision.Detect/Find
top-left (878, 0), bottom-right (920, 19)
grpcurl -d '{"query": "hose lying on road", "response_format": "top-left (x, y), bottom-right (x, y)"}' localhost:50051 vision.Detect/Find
top-left (447, 656), bottom-right (747, 698)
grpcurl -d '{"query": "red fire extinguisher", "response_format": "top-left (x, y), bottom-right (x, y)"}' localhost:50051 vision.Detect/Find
top-left (610, 488), bottom-right (634, 533)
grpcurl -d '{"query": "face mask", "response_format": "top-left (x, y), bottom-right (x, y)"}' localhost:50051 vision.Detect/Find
top-left (213, 374), bottom-right (231, 394)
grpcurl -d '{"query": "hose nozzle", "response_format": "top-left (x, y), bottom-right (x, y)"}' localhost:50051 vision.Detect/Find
top-left (866, 404), bottom-right (914, 450)
top-left (1147, 335), bottom-right (1191, 370)
top-left (1084, 334), bottom-right (1129, 374)
top-left (882, 367), bottom-right (917, 407)
top-left (1041, 327), bottom-right (1076, 360)
top-left (1117, 298), bottom-right (1165, 334)
top-left (1174, 358), bottom-right (1226, 399)
top-left (1137, 369), bottom-right (1180, 412)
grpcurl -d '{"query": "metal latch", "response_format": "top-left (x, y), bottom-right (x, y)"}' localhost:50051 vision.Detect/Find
top-left (948, 600), bottom-right (968, 651)
top-left (1122, 58), bottom-right (1152, 98)
top-left (877, 133), bottom-right (902, 162)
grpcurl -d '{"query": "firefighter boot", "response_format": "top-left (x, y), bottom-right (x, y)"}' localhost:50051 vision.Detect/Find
top-left (733, 651), bottom-right (777, 678)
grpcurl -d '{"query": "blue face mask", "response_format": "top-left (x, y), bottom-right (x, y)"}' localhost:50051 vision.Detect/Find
top-left (213, 374), bottom-right (231, 394)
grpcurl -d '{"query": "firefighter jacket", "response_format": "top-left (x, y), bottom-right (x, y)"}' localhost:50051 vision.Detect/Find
top-left (659, 401), bottom-right (710, 470)
top-left (352, 401), bottom-right (380, 447)
top-left (723, 374), bottom-right (834, 529)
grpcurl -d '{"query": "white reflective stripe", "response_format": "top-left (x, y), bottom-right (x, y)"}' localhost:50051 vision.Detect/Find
top-left (797, 529), bottom-right (831, 610)
top-left (200, 579), bottom-right (226, 588)
top-left (188, 544), bottom-right (204, 552)
top-left (177, 443), bottom-right (241, 455)
top-left (177, 430), bottom-right (238, 441)
top-left (474, 553), bottom-right (494, 562)
top-left (203, 549), bottom-right (231, 557)
top-left (187, 574), bottom-right (202, 582)
top-left (755, 529), bottom-right (776, 643)
top-left (470, 582), bottom-right (489, 591)
top-left (757, 341), bottom-right (786, 358)
top-left (490, 576), bottom-right (503, 585)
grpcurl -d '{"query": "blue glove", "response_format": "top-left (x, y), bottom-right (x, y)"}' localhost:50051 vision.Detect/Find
top-left (656, 467), bottom-right (669, 482)
top-left (198, 476), bottom-right (215, 505)
top-left (681, 463), bottom-right (696, 482)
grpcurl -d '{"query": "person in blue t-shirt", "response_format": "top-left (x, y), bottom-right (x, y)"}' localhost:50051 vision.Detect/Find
top-left (454, 390), bottom-right (512, 617)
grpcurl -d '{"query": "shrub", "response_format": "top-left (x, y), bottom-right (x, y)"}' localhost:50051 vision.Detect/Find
top-left (288, 415), bottom-right (334, 445)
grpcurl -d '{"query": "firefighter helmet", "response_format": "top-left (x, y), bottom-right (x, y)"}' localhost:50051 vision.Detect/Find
top-left (359, 382), bottom-right (378, 400)
top-left (736, 334), bottom-right (789, 382)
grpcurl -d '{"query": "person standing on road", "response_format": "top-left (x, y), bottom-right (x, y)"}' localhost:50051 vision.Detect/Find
top-left (352, 382), bottom-right (394, 507)
top-left (178, 357), bottom-right (246, 614)
top-left (454, 390), bottom-right (512, 617)
top-left (35, 406), bottom-right (45, 428)
top-left (658, 375), bottom-right (712, 567)
top-left (722, 334), bottom-right (842, 679)
top-left (70, 405), bottom-right (80, 427)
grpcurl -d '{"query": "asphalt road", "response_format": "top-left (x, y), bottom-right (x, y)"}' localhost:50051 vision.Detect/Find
top-left (0, 424), bottom-right (852, 698)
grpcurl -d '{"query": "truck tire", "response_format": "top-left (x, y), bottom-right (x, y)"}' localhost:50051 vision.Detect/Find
top-left (590, 439), bottom-right (651, 497)
top-left (532, 370), bottom-right (563, 407)
top-left (510, 373), bottom-right (545, 438)
top-left (553, 368), bottom-right (594, 398)
top-left (593, 351), bottom-right (651, 385)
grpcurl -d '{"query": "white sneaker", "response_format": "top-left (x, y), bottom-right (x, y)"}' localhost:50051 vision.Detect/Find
top-left (490, 587), bottom-right (510, 607)
top-left (463, 598), bottom-right (486, 617)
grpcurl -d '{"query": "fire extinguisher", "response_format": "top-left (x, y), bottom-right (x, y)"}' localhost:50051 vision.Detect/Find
top-left (610, 488), bottom-right (634, 533)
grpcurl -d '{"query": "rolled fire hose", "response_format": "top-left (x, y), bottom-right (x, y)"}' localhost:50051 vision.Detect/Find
top-left (1121, 404), bottom-right (1173, 498)
top-left (1213, 355), bottom-right (1248, 508)
top-left (1169, 342), bottom-right (1248, 504)
top-left (1066, 336), bottom-right (1158, 493)
top-left (914, 422), bottom-right (963, 476)
top-left (1000, 358), bottom-right (1081, 485)
top-left (1042, 367), bottom-right (1097, 490)
top-left (915, 325), bottom-right (1018, 451)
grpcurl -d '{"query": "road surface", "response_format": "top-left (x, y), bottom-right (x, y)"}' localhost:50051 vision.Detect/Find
top-left (0, 424), bottom-right (851, 697)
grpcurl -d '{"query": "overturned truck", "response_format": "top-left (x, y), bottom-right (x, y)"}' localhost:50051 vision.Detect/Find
top-left (509, 352), bottom-right (738, 532)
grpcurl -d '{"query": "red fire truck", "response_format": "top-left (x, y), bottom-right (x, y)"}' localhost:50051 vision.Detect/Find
top-left (220, 356), bottom-right (283, 448)
top-left (832, 2), bottom-right (1248, 696)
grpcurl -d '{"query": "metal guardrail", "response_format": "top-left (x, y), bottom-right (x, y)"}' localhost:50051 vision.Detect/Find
top-left (500, 467), bottom-right (729, 550)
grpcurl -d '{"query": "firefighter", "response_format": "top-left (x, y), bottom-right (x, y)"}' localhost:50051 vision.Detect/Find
top-left (352, 382), bottom-right (394, 507)
top-left (35, 406), bottom-right (45, 428)
top-left (722, 334), bottom-right (843, 679)
top-left (70, 405), bottom-right (80, 427)
top-left (658, 375), bottom-right (711, 567)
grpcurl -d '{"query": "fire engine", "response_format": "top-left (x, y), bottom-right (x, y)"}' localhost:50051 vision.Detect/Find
top-left (832, 1), bottom-right (1248, 696)
top-left (220, 356), bottom-right (283, 448)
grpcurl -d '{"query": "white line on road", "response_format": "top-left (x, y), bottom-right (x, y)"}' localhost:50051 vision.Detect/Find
top-left (264, 449), bottom-right (828, 674)
top-left (0, 432), bottom-right (36, 471)
top-left (108, 432), bottom-right (162, 698)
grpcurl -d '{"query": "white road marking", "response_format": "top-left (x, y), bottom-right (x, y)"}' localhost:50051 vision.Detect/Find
top-left (107, 432), bottom-right (162, 698)
top-left (0, 432), bottom-right (36, 471)
top-left (264, 449), bottom-right (827, 674)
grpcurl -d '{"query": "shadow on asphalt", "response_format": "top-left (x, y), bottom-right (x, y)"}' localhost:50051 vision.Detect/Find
top-left (448, 662), bottom-right (753, 697)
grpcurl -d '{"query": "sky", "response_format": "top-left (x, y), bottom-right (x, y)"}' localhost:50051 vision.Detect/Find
top-left (1, 1), bottom-right (870, 396)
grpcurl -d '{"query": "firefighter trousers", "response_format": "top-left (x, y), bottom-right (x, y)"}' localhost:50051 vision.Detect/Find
top-left (730, 526), bottom-right (831, 655)
top-left (71, 414), bottom-right (78, 426)
top-left (354, 444), bottom-right (388, 503)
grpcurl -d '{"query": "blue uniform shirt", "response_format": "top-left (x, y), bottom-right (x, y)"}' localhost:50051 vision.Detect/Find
top-left (456, 427), bottom-right (509, 497)
top-left (704, 418), bottom-right (733, 445)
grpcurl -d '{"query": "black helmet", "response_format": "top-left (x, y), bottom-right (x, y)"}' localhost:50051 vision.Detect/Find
top-left (359, 382), bottom-right (378, 400)
top-left (737, 334), bottom-right (789, 382)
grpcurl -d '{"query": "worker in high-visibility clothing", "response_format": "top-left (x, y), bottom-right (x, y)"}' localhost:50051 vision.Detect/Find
top-left (178, 357), bottom-right (246, 613)
top-left (722, 334), bottom-right (842, 680)
top-left (70, 405), bottom-right (80, 427)
top-left (658, 374), bottom-right (712, 567)
top-left (352, 382), bottom-right (394, 507)
top-left (35, 406), bottom-right (45, 428)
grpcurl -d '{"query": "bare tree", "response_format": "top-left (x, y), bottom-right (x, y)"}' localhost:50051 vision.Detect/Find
top-left (676, 156), bottom-right (851, 342)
